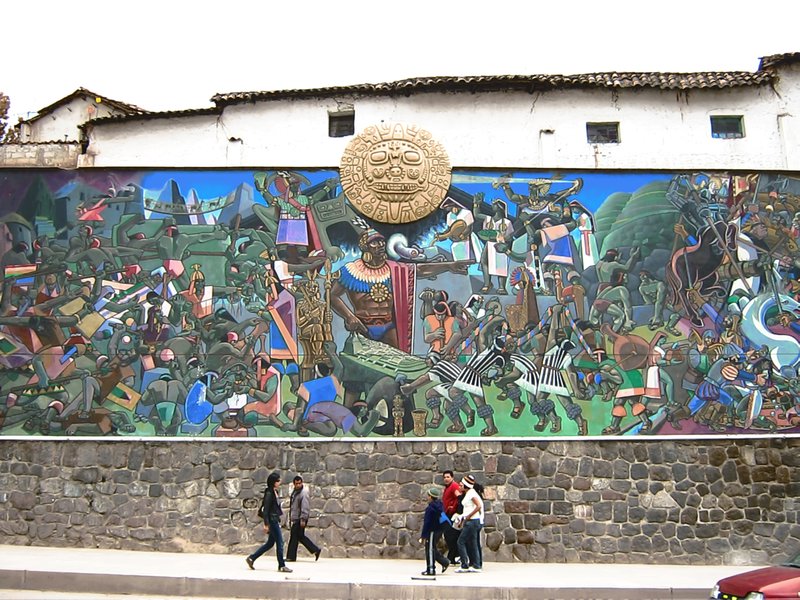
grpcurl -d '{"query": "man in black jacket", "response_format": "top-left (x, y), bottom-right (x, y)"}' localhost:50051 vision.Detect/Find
top-left (286, 475), bottom-right (321, 562)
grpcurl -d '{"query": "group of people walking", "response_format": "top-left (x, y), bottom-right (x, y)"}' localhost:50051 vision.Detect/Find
top-left (244, 469), bottom-right (485, 576)
top-left (420, 471), bottom-right (485, 575)
top-left (246, 472), bottom-right (321, 572)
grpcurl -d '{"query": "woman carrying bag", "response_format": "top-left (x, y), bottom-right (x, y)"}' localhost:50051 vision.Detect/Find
top-left (453, 474), bottom-right (484, 573)
top-left (246, 471), bottom-right (293, 572)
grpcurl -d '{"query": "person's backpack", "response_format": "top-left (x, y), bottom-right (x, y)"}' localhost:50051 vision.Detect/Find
top-left (257, 488), bottom-right (268, 518)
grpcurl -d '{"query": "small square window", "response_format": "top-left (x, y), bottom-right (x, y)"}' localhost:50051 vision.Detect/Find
top-left (586, 122), bottom-right (620, 144)
top-left (328, 111), bottom-right (355, 138)
top-left (710, 116), bottom-right (744, 139)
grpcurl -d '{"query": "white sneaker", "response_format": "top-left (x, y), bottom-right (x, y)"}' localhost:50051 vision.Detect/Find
top-left (469, 567), bottom-right (482, 573)
top-left (454, 567), bottom-right (471, 573)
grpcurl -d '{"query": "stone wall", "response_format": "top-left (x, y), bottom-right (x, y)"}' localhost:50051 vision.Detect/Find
top-left (0, 438), bottom-right (798, 565)
top-left (0, 143), bottom-right (80, 168)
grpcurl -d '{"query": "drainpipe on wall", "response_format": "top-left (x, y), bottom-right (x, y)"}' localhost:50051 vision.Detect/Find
top-left (777, 113), bottom-right (790, 170)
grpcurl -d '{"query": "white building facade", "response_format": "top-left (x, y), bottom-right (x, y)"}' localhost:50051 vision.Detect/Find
top-left (81, 53), bottom-right (800, 171)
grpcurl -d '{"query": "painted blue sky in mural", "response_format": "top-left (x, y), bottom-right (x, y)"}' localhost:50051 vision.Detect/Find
top-left (452, 172), bottom-right (671, 215)
top-left (140, 170), bottom-right (338, 204)
top-left (136, 170), bottom-right (671, 214)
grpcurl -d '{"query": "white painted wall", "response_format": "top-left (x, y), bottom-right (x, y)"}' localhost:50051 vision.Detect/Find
top-left (85, 69), bottom-right (797, 170)
top-left (21, 94), bottom-right (129, 143)
top-left (83, 114), bottom-right (228, 166)
top-left (772, 62), bottom-right (800, 169)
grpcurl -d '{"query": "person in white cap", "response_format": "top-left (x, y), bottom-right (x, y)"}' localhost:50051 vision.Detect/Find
top-left (454, 475), bottom-right (484, 573)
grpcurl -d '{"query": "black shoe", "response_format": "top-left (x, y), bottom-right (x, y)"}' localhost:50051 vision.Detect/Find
top-left (442, 562), bottom-right (449, 573)
top-left (245, 556), bottom-right (254, 570)
top-left (285, 559), bottom-right (296, 562)
top-left (315, 549), bottom-right (321, 561)
top-left (421, 570), bottom-right (436, 576)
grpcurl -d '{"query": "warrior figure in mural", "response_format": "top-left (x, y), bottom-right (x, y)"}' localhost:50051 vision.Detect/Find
top-left (154, 218), bottom-right (229, 291)
top-left (434, 197), bottom-right (481, 263)
top-left (530, 320), bottom-right (588, 436)
top-left (595, 247), bottom-right (641, 289)
top-left (403, 332), bottom-right (505, 437)
top-left (472, 194), bottom-right (513, 294)
top-left (296, 278), bottom-right (334, 382)
top-left (589, 269), bottom-right (635, 333)
top-left (254, 171), bottom-right (338, 263)
top-left (494, 175), bottom-right (586, 260)
top-left (330, 227), bottom-right (415, 353)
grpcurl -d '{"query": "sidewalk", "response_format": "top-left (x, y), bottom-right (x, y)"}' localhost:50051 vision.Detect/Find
top-left (0, 544), bottom-right (753, 600)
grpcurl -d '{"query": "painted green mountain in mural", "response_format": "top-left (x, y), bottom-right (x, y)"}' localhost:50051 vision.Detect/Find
top-left (595, 181), bottom-right (678, 255)
top-left (594, 191), bottom-right (630, 250)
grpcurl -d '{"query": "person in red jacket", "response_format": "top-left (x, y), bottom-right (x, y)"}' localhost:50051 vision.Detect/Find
top-left (441, 470), bottom-right (463, 564)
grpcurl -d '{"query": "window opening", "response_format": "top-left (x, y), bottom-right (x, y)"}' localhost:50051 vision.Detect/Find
top-left (586, 122), bottom-right (620, 144)
top-left (329, 111), bottom-right (355, 138)
top-left (710, 116), bottom-right (744, 139)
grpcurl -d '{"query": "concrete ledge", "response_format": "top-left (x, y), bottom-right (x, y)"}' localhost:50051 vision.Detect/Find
top-left (0, 570), bottom-right (715, 600)
top-left (0, 545), bottom-right (752, 600)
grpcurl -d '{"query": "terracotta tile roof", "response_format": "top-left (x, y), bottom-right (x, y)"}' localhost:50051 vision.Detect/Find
top-left (81, 107), bottom-right (221, 127)
top-left (210, 67), bottom-right (780, 106)
top-left (759, 52), bottom-right (800, 70)
top-left (23, 87), bottom-right (147, 124)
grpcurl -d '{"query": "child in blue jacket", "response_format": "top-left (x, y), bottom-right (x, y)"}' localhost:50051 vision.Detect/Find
top-left (419, 486), bottom-right (450, 576)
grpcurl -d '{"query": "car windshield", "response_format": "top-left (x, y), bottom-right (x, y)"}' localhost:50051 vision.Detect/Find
top-left (782, 553), bottom-right (800, 568)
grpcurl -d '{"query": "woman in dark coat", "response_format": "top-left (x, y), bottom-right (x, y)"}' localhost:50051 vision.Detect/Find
top-left (246, 471), bottom-right (293, 572)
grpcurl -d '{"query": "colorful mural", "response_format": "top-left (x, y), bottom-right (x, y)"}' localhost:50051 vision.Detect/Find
top-left (0, 168), bottom-right (798, 438)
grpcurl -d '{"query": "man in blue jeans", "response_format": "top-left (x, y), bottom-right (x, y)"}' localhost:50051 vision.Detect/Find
top-left (455, 474), bottom-right (484, 573)
top-left (246, 471), bottom-right (293, 572)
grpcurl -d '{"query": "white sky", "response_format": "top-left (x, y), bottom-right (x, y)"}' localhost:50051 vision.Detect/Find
top-left (3, 0), bottom-right (799, 121)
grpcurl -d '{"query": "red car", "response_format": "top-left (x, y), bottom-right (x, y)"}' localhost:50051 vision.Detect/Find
top-left (710, 554), bottom-right (800, 600)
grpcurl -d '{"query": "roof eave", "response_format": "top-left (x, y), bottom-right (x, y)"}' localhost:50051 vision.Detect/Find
top-left (80, 107), bottom-right (222, 129)
top-left (210, 70), bottom-right (776, 108)
top-left (21, 87), bottom-right (147, 125)
top-left (759, 52), bottom-right (800, 71)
